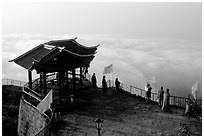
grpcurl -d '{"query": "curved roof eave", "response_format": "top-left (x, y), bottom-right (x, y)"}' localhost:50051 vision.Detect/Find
top-left (9, 44), bottom-right (43, 62)
top-left (63, 48), bottom-right (95, 57)
top-left (45, 38), bottom-right (100, 49)
top-left (71, 39), bottom-right (100, 49)
top-left (39, 47), bottom-right (95, 64)
top-left (9, 38), bottom-right (98, 71)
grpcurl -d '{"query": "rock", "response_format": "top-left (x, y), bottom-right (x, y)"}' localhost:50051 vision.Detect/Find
top-left (156, 132), bottom-right (163, 136)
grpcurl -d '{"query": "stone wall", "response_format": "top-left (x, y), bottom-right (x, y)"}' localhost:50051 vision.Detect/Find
top-left (17, 99), bottom-right (49, 136)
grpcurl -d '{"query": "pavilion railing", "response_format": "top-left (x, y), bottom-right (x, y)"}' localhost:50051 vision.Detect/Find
top-left (22, 83), bottom-right (53, 136)
top-left (107, 80), bottom-right (202, 108)
top-left (2, 78), bottom-right (53, 136)
top-left (3, 78), bottom-right (202, 109)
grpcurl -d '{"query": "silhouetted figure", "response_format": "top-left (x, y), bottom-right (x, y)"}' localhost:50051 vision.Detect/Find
top-left (115, 78), bottom-right (120, 95)
top-left (183, 95), bottom-right (193, 115)
top-left (183, 95), bottom-right (201, 117)
top-left (91, 73), bottom-right (97, 93)
top-left (158, 87), bottom-right (164, 107)
top-left (145, 83), bottom-right (149, 98)
top-left (162, 88), bottom-right (171, 112)
top-left (145, 83), bottom-right (152, 103)
top-left (102, 76), bottom-right (108, 95)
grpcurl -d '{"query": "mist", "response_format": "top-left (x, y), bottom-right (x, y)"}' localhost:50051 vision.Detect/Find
top-left (2, 34), bottom-right (202, 99)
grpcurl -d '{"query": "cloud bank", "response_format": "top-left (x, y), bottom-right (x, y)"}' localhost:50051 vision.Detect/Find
top-left (2, 34), bottom-right (202, 98)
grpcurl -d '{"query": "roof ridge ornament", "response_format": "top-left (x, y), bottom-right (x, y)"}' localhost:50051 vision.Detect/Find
top-left (58, 46), bottom-right (65, 52)
top-left (44, 44), bottom-right (56, 50)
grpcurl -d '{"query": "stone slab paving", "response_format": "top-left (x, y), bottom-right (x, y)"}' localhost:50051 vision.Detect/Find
top-left (50, 88), bottom-right (202, 136)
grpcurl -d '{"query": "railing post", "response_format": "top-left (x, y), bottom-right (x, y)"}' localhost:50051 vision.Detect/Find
top-left (176, 97), bottom-right (178, 107)
top-left (28, 70), bottom-right (32, 89)
top-left (153, 93), bottom-right (154, 101)
top-left (176, 97), bottom-right (178, 106)
top-left (140, 89), bottom-right (142, 97)
top-left (173, 96), bottom-right (175, 106)
top-left (72, 69), bottom-right (76, 99)
top-left (79, 67), bottom-right (83, 85)
top-left (43, 72), bottom-right (47, 96)
top-left (179, 98), bottom-right (181, 107)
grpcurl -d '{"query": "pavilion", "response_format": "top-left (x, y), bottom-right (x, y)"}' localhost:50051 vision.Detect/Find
top-left (9, 37), bottom-right (99, 102)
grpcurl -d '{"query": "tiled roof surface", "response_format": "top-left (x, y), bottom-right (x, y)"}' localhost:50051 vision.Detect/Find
top-left (10, 39), bottom-right (98, 72)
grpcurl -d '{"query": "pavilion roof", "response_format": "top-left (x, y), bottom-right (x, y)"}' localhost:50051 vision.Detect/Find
top-left (45, 38), bottom-right (99, 55)
top-left (9, 38), bottom-right (99, 73)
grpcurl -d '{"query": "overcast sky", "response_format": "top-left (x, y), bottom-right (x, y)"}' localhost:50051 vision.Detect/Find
top-left (3, 2), bottom-right (201, 40)
top-left (2, 2), bottom-right (202, 98)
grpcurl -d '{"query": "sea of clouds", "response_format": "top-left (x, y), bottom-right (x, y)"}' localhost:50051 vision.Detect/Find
top-left (2, 34), bottom-right (202, 98)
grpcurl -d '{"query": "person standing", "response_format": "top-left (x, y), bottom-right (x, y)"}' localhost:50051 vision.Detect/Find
top-left (162, 88), bottom-right (171, 112)
top-left (145, 83), bottom-right (149, 100)
top-left (147, 84), bottom-right (152, 103)
top-left (183, 95), bottom-right (193, 115)
top-left (102, 75), bottom-right (108, 95)
top-left (157, 87), bottom-right (164, 107)
top-left (115, 78), bottom-right (120, 95)
top-left (91, 73), bottom-right (97, 93)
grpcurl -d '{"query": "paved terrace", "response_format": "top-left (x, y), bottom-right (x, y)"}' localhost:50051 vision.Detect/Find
top-left (50, 87), bottom-right (202, 136)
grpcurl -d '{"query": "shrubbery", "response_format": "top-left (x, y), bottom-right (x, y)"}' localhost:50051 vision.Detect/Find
top-left (2, 85), bottom-right (22, 136)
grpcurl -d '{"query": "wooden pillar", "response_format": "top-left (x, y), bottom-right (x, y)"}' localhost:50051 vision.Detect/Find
top-left (40, 73), bottom-right (43, 88)
top-left (43, 72), bottom-right (47, 96)
top-left (28, 70), bottom-right (32, 89)
top-left (58, 71), bottom-right (62, 104)
top-left (72, 69), bottom-right (76, 97)
top-left (62, 71), bottom-right (65, 85)
top-left (65, 70), bottom-right (68, 85)
top-left (80, 67), bottom-right (83, 85)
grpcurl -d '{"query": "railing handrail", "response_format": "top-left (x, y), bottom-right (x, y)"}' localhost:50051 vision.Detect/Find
top-left (22, 84), bottom-right (53, 136)
top-left (23, 86), bottom-right (43, 101)
top-left (31, 78), bottom-right (40, 89)
top-left (2, 78), bottom-right (27, 87)
top-left (21, 97), bottom-right (52, 121)
top-left (107, 80), bottom-right (202, 108)
top-left (22, 90), bottom-right (53, 136)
